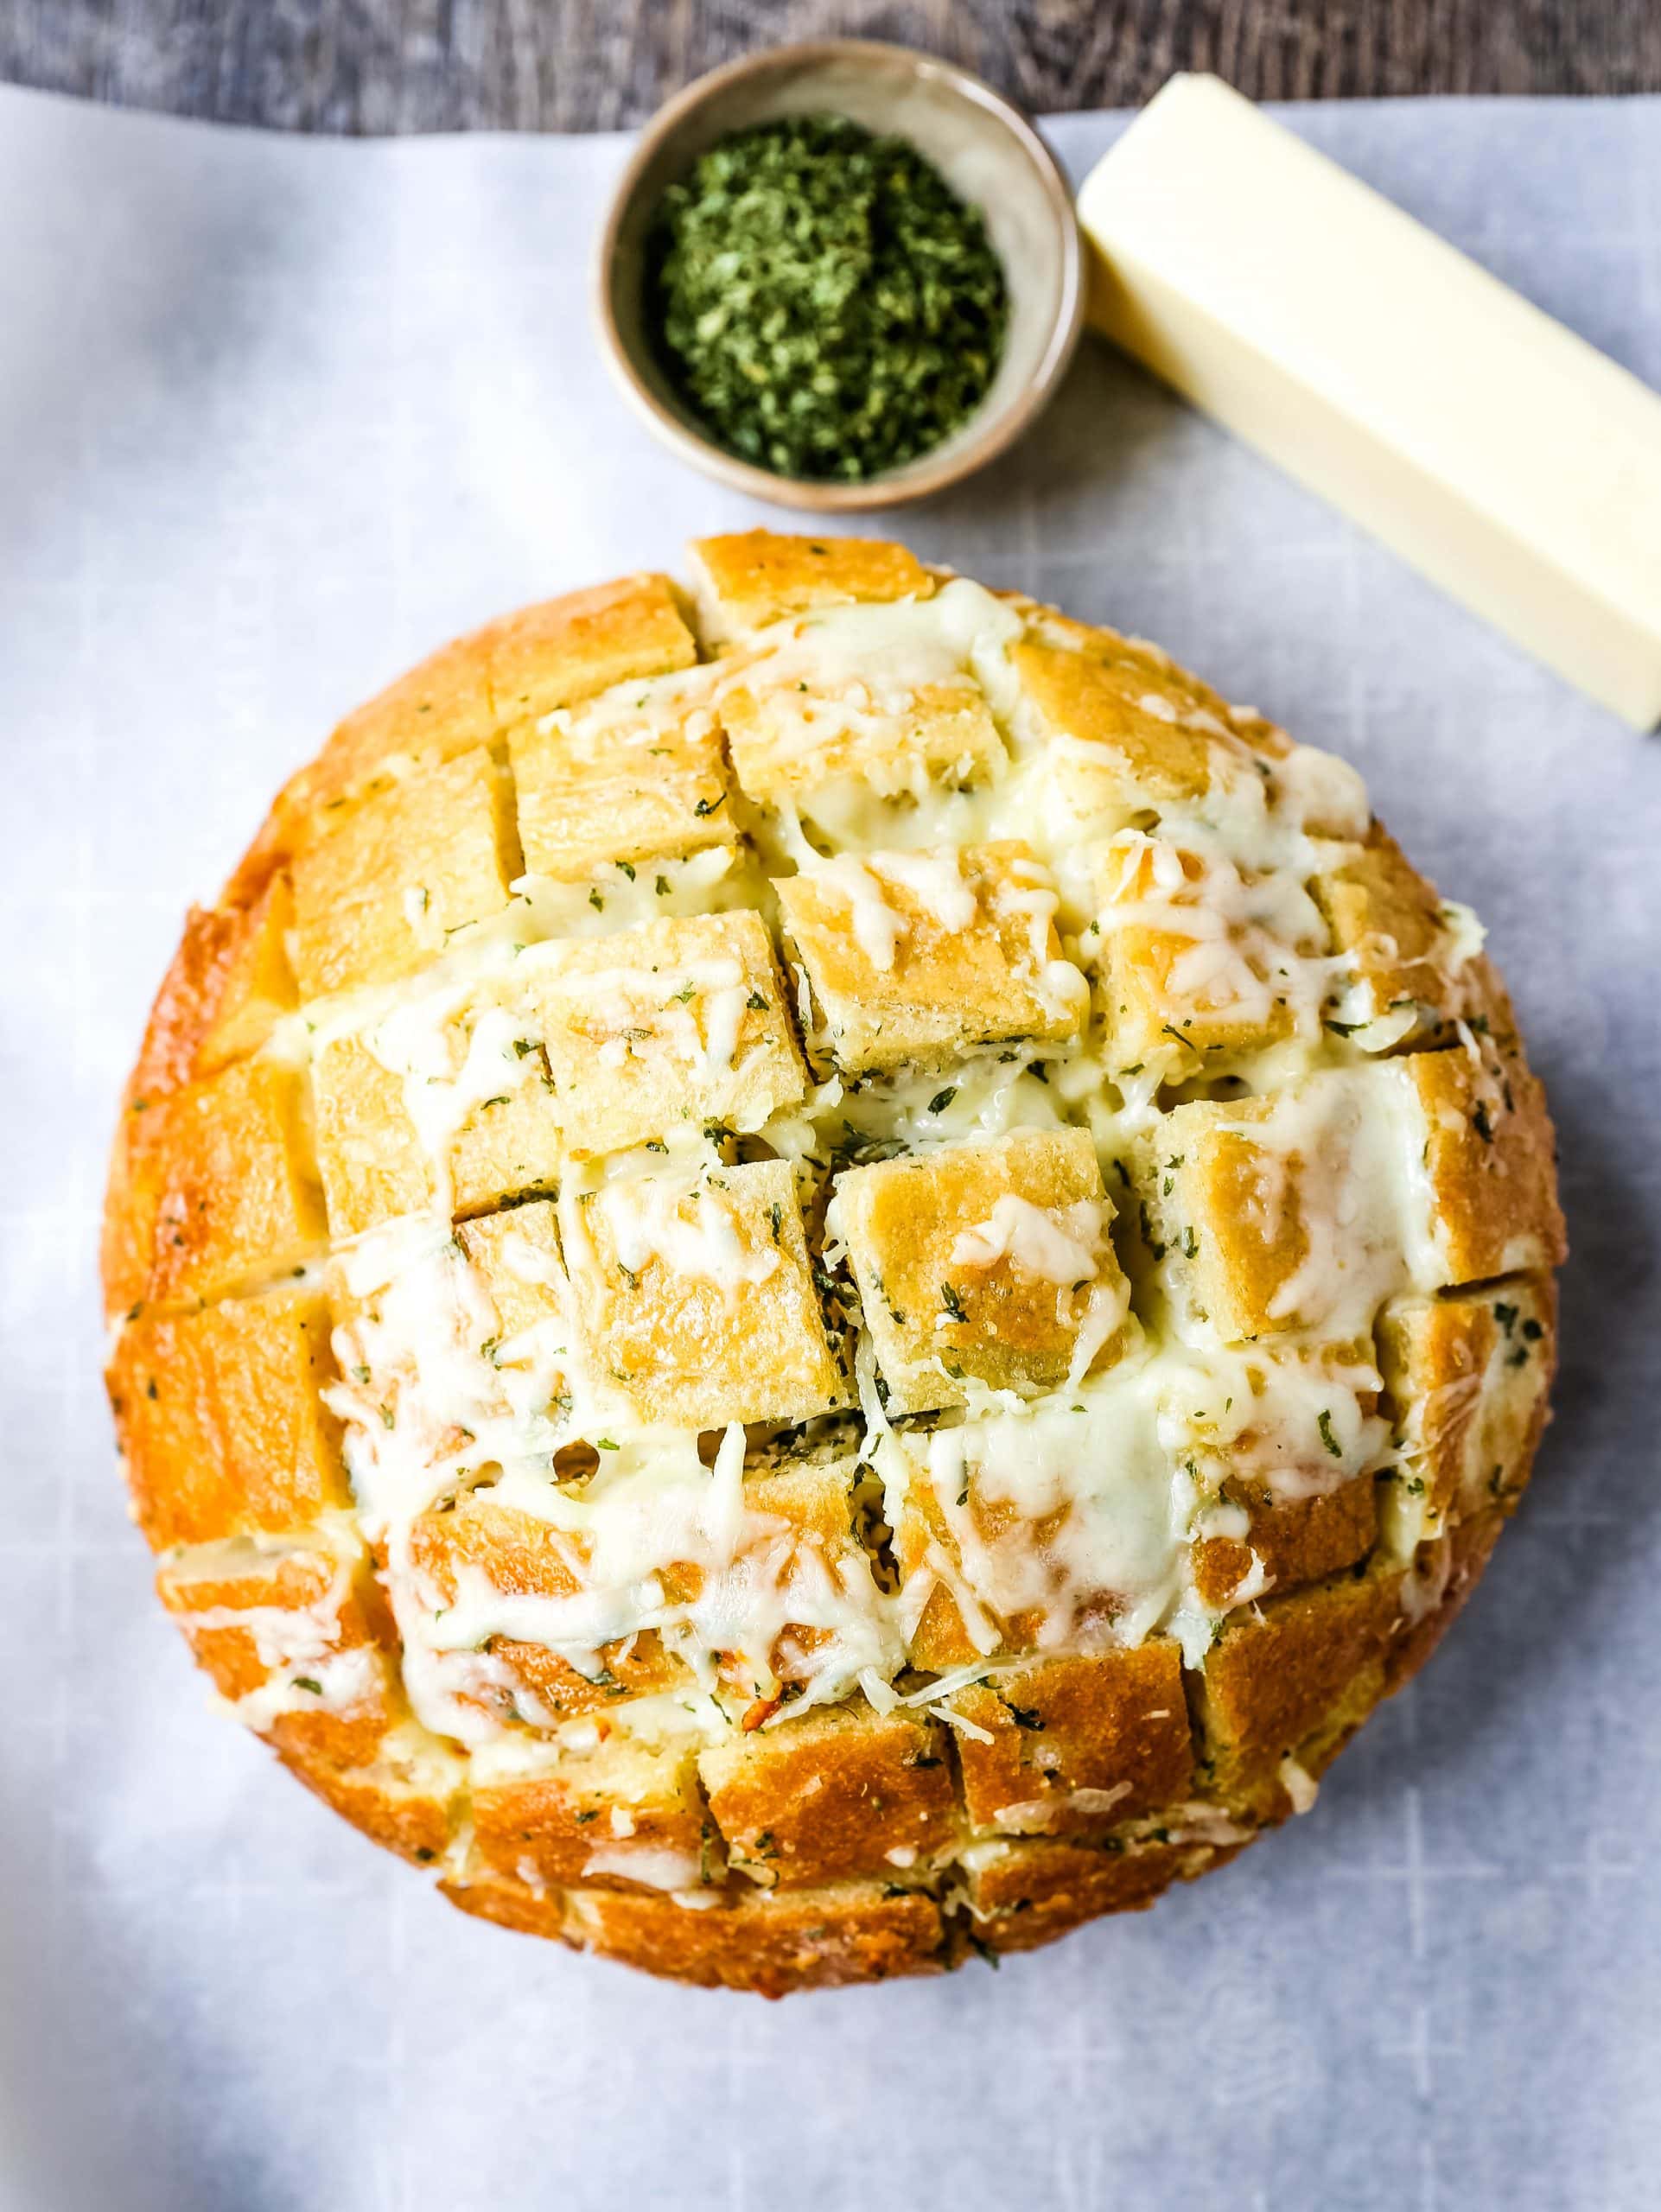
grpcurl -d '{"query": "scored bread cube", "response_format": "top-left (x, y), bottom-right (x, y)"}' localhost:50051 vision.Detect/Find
top-left (1311, 823), bottom-right (1467, 1045)
top-left (117, 872), bottom-right (293, 1108)
top-left (104, 901), bottom-right (301, 1315)
top-left (312, 629), bottom-right (498, 809)
top-left (471, 1730), bottom-right (712, 1895)
top-left (1015, 635), bottom-right (1223, 816)
top-left (547, 1878), bottom-right (948, 1995)
top-left (1377, 1275), bottom-right (1556, 1531)
top-left (561, 1159), bottom-right (848, 1428)
top-left (310, 1037), bottom-right (429, 1233)
top-left (962, 1835), bottom-right (1213, 1953)
top-left (1090, 831), bottom-right (1327, 1072)
top-left (455, 1198), bottom-right (566, 1335)
top-left (143, 873), bottom-right (298, 1083)
top-left (110, 1287), bottom-right (349, 1550)
top-left (507, 678), bottom-right (732, 883)
top-left (688, 529), bottom-right (934, 644)
top-left (719, 666), bottom-right (1003, 813)
top-left (139, 1058), bottom-right (328, 1307)
top-left (282, 1729), bottom-right (463, 1866)
top-left (1162, 1332), bottom-right (1386, 1491)
top-left (1015, 632), bottom-right (1366, 842)
top-left (1188, 1471), bottom-right (1379, 1608)
top-left (886, 1396), bottom-right (1163, 1670)
top-left (835, 1128), bottom-right (1129, 1414)
top-left (484, 571), bottom-right (698, 731)
top-left (155, 1534), bottom-right (393, 1767)
top-left (289, 748), bottom-right (517, 1000)
top-left (1140, 1058), bottom-right (1562, 1346)
top-left (699, 1701), bottom-right (957, 1889)
top-left (776, 842), bottom-right (1087, 1073)
top-left (517, 910), bottom-right (807, 1155)
top-left (330, 1195), bottom-right (571, 1395)
top-left (950, 1643), bottom-right (1193, 1837)
top-left (296, 574), bottom-right (698, 820)
top-left (311, 1023), bottom-right (562, 1236)
top-left (1401, 1047), bottom-right (1566, 1286)
top-left (1136, 1070), bottom-right (1421, 1345)
top-left (1196, 1557), bottom-right (1406, 1819)
top-left (156, 1535), bottom-right (378, 1696)
top-left (723, 1435), bottom-right (891, 1702)
top-left (404, 1487), bottom-right (688, 1730)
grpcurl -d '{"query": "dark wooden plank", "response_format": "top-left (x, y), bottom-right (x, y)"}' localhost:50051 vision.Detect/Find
top-left (2, 0), bottom-right (1658, 134)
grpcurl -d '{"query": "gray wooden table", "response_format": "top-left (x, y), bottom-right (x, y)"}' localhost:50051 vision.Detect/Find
top-left (3, 0), bottom-right (1658, 131)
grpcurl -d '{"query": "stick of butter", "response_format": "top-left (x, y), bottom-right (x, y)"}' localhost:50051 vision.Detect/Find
top-left (1078, 74), bottom-right (1661, 730)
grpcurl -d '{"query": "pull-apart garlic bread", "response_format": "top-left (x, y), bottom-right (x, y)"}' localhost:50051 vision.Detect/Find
top-left (105, 531), bottom-right (1563, 1993)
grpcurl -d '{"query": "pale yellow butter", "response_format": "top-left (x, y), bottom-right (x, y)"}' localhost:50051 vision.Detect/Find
top-left (1079, 74), bottom-right (1661, 730)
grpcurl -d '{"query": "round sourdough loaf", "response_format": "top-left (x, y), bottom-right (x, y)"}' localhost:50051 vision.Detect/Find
top-left (104, 531), bottom-right (1564, 1994)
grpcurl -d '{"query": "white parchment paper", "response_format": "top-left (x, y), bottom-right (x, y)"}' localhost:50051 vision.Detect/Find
top-left (1, 83), bottom-right (1658, 2212)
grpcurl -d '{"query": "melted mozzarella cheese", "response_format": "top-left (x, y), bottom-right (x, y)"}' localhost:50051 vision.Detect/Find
top-left (594, 1172), bottom-right (779, 1297)
top-left (950, 1193), bottom-right (1105, 1284)
top-left (244, 569), bottom-right (1486, 1776)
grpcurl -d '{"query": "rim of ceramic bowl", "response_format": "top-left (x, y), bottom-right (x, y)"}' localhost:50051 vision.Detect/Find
top-left (592, 39), bottom-right (1086, 513)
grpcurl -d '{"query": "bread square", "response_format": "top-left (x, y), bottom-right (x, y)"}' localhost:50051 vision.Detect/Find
top-left (311, 1024), bottom-right (562, 1236)
top-left (1188, 1471), bottom-right (1379, 1607)
top-left (700, 1701), bottom-right (957, 1889)
top-left (1403, 1047), bottom-right (1567, 1286)
top-left (1198, 1560), bottom-right (1404, 1817)
top-left (689, 530), bottom-right (933, 642)
top-left (310, 1036), bottom-right (431, 1232)
top-left (290, 747), bottom-right (518, 999)
top-left (560, 1158), bottom-right (847, 1429)
top-left (776, 842), bottom-right (1087, 1073)
top-left (456, 1198), bottom-right (565, 1336)
top-left (311, 629), bottom-right (499, 810)
top-left (950, 1643), bottom-right (1193, 1836)
top-left (886, 1387), bottom-right (1175, 1671)
top-left (550, 1878), bottom-right (947, 1994)
top-left (1015, 632), bottom-right (1365, 842)
top-left (154, 1535), bottom-right (376, 1700)
top-left (508, 678), bottom-right (731, 883)
top-left (963, 1835), bottom-right (1210, 1951)
top-left (519, 910), bottom-right (807, 1155)
top-left (728, 1435), bottom-right (890, 1698)
top-left (720, 671), bottom-right (1003, 812)
top-left (330, 1198), bottom-right (570, 1412)
top-left (404, 1486), bottom-right (686, 1729)
top-left (1136, 1071), bottom-right (1414, 1344)
top-left (483, 572), bottom-right (698, 728)
top-left (111, 1287), bottom-right (349, 1549)
top-left (1015, 635), bottom-right (1219, 814)
top-left (1311, 823), bottom-right (1464, 1044)
top-left (300, 574), bottom-right (697, 821)
top-left (170, 873), bottom-right (298, 1078)
top-left (1377, 1275), bottom-right (1556, 1529)
top-left (142, 1058), bottom-right (328, 1306)
top-left (282, 1733), bottom-right (462, 1866)
top-left (406, 1426), bottom-right (881, 1726)
top-left (835, 1128), bottom-right (1128, 1414)
top-left (155, 1535), bottom-right (393, 1767)
top-left (1090, 831), bottom-right (1326, 1072)
top-left (472, 1731), bottom-right (711, 1894)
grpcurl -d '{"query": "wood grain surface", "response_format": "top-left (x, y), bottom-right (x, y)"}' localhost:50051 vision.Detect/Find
top-left (3, 0), bottom-right (1658, 132)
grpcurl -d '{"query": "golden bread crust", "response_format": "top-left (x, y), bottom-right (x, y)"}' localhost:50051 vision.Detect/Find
top-left (105, 531), bottom-right (1564, 1992)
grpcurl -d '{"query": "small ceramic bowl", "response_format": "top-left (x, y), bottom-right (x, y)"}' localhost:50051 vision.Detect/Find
top-left (594, 40), bottom-right (1085, 512)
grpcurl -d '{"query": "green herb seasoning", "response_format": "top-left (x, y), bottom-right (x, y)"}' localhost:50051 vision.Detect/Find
top-left (646, 114), bottom-right (1008, 481)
